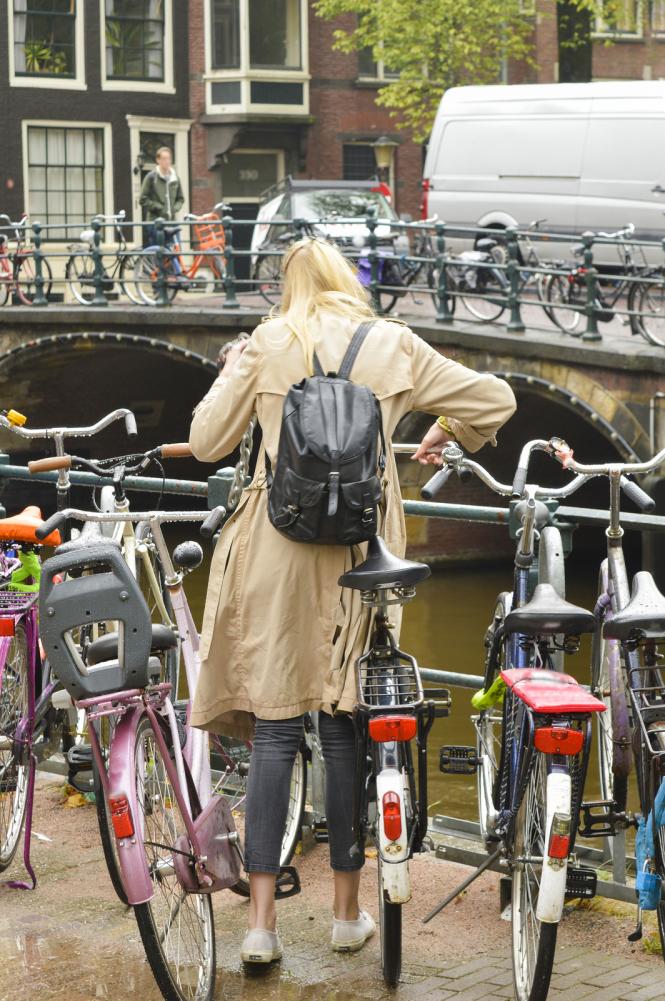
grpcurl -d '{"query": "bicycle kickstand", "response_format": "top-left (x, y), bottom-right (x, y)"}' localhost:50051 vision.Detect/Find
top-left (422, 845), bottom-right (503, 924)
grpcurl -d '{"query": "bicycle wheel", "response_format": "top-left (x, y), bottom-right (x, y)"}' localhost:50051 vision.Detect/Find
top-left (254, 253), bottom-right (281, 304)
top-left (118, 250), bottom-right (147, 306)
top-left (511, 754), bottom-right (558, 1001)
top-left (427, 266), bottom-right (457, 317)
top-left (0, 264), bottom-right (11, 307)
top-left (132, 713), bottom-right (216, 1001)
top-left (16, 255), bottom-right (53, 305)
top-left (229, 743), bottom-right (307, 898)
top-left (544, 273), bottom-right (583, 333)
top-left (476, 593), bottom-right (511, 845)
top-left (133, 251), bottom-right (177, 305)
top-left (378, 855), bottom-right (402, 987)
top-left (460, 265), bottom-right (506, 322)
top-left (633, 274), bottom-right (665, 347)
top-left (65, 251), bottom-right (97, 305)
top-left (0, 624), bottom-right (30, 870)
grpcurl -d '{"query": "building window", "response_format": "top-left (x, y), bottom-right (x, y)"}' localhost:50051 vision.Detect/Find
top-left (595, 0), bottom-right (643, 35)
top-left (206, 0), bottom-right (308, 113)
top-left (27, 125), bottom-right (105, 239)
top-left (104, 0), bottom-right (165, 80)
top-left (343, 143), bottom-right (377, 181)
top-left (357, 47), bottom-right (399, 81)
top-left (13, 0), bottom-right (77, 78)
top-left (652, 0), bottom-right (665, 33)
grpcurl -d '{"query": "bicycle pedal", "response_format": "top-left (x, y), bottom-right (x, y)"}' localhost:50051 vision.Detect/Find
top-left (565, 866), bottom-right (597, 901)
top-left (274, 865), bottom-right (301, 899)
top-left (312, 821), bottom-right (329, 843)
top-left (439, 745), bottom-right (479, 775)
top-left (578, 799), bottom-right (626, 838)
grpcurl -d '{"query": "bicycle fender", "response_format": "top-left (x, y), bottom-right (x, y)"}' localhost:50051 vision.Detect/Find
top-left (107, 707), bottom-right (154, 906)
top-left (376, 767), bottom-right (411, 905)
top-left (536, 769), bottom-right (571, 924)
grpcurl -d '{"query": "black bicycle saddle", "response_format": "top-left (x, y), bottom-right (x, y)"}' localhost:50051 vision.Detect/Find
top-left (504, 583), bottom-right (595, 637)
top-left (338, 535), bottom-right (431, 591)
top-left (604, 571), bottom-right (665, 640)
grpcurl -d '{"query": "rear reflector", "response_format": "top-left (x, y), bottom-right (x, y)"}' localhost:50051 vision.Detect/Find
top-left (368, 715), bottom-right (417, 743)
top-left (420, 178), bottom-right (430, 219)
top-left (534, 726), bottom-right (584, 756)
top-left (548, 812), bottom-right (571, 860)
top-left (0, 618), bottom-right (15, 637)
top-left (382, 791), bottom-right (402, 842)
top-left (109, 794), bottom-right (134, 840)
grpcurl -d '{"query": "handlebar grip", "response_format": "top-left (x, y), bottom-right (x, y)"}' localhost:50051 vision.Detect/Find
top-left (36, 511), bottom-right (68, 541)
top-left (159, 442), bottom-right (192, 459)
top-left (458, 467), bottom-right (473, 484)
top-left (200, 505), bottom-right (226, 539)
top-left (421, 465), bottom-right (454, 501)
top-left (125, 412), bottom-right (138, 437)
top-left (28, 455), bottom-right (71, 473)
top-left (620, 475), bottom-right (655, 513)
top-left (512, 465), bottom-right (529, 498)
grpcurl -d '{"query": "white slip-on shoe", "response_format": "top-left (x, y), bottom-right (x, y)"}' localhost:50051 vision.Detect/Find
top-left (240, 928), bottom-right (283, 964)
top-left (331, 910), bottom-right (376, 953)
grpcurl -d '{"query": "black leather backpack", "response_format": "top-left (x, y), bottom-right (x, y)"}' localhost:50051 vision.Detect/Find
top-left (266, 320), bottom-right (385, 545)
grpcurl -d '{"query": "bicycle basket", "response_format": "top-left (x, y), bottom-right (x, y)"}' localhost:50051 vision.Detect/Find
top-left (193, 213), bottom-right (225, 252)
top-left (39, 543), bottom-right (156, 699)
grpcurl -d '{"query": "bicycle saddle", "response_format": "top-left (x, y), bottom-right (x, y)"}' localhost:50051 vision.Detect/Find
top-left (338, 535), bottom-right (431, 591)
top-left (0, 505), bottom-right (61, 546)
top-left (603, 571), bottom-right (665, 641)
top-left (504, 583), bottom-right (595, 637)
top-left (87, 623), bottom-right (178, 666)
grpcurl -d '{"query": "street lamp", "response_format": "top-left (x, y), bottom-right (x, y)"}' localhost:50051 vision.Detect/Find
top-left (371, 135), bottom-right (398, 185)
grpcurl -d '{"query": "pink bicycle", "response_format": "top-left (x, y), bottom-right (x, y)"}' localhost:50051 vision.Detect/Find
top-left (0, 214), bottom-right (53, 306)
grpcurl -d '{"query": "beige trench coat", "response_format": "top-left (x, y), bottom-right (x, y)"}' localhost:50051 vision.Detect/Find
top-left (189, 314), bottom-right (516, 739)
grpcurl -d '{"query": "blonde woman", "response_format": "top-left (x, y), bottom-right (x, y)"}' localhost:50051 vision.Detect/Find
top-left (189, 239), bottom-right (516, 965)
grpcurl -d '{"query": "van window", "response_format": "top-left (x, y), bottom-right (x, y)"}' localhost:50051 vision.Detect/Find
top-left (437, 118), bottom-right (586, 178)
top-left (582, 119), bottom-right (665, 182)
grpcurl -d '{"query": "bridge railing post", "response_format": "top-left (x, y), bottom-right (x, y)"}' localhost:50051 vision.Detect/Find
top-left (582, 231), bottom-right (601, 342)
top-left (154, 217), bottom-right (170, 308)
top-left (293, 217), bottom-right (306, 243)
top-left (434, 221), bottom-right (453, 323)
top-left (90, 217), bottom-right (108, 307)
top-left (222, 208), bottom-right (240, 309)
top-left (506, 227), bottom-right (524, 333)
top-left (366, 207), bottom-right (380, 313)
top-left (30, 221), bottom-right (48, 307)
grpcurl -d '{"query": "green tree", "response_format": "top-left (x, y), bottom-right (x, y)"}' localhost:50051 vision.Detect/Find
top-left (314, 0), bottom-right (609, 141)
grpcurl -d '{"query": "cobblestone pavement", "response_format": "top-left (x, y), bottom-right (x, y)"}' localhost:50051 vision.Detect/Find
top-left (0, 777), bottom-right (662, 1001)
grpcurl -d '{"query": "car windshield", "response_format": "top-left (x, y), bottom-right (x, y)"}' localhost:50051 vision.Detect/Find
top-left (292, 189), bottom-right (396, 222)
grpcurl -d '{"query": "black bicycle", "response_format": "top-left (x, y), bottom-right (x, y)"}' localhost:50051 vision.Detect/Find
top-left (65, 210), bottom-right (144, 306)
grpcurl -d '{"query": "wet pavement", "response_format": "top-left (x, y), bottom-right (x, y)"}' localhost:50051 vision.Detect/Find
top-left (0, 776), bottom-right (663, 1001)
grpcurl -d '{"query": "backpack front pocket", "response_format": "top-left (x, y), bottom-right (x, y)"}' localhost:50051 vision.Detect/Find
top-left (337, 475), bottom-right (383, 544)
top-left (268, 467), bottom-right (325, 542)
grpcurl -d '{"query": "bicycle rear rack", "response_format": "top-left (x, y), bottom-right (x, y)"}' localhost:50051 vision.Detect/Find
top-left (355, 646), bottom-right (424, 711)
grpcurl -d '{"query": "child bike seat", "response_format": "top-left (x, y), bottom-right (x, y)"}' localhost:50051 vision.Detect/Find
top-left (40, 542), bottom-right (157, 699)
top-left (0, 505), bottom-right (61, 546)
top-left (501, 668), bottom-right (605, 715)
top-left (338, 535), bottom-right (430, 590)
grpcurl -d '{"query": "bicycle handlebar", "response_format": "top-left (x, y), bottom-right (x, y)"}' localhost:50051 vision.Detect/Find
top-left (550, 437), bottom-right (665, 479)
top-left (0, 408), bottom-right (138, 442)
top-left (619, 475), bottom-right (655, 513)
top-left (28, 456), bottom-right (70, 473)
top-left (28, 442), bottom-right (192, 478)
top-left (36, 506), bottom-right (224, 542)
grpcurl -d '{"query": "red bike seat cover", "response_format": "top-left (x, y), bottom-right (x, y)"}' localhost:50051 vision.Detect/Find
top-left (500, 668), bottom-right (605, 714)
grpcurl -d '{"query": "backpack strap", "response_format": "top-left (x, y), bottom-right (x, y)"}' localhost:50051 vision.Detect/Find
top-left (337, 320), bottom-right (376, 380)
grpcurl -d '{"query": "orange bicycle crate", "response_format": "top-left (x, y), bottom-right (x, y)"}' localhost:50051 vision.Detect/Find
top-left (193, 213), bottom-right (226, 251)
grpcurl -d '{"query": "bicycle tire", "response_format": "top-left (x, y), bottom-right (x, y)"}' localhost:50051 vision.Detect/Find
top-left (633, 274), bottom-right (665, 347)
top-left (0, 623), bottom-right (30, 870)
top-left (511, 755), bottom-right (558, 1001)
top-left (118, 250), bottom-right (147, 306)
top-left (230, 744), bottom-right (307, 898)
top-left (0, 265), bottom-right (11, 307)
top-left (254, 253), bottom-right (281, 305)
top-left (544, 273), bottom-right (583, 334)
top-left (476, 592), bottom-right (511, 845)
top-left (133, 251), bottom-right (178, 306)
top-left (378, 856), bottom-right (402, 987)
top-left (427, 265), bottom-right (457, 317)
top-left (65, 251), bottom-right (97, 306)
top-left (16, 255), bottom-right (53, 305)
top-left (131, 713), bottom-right (216, 1001)
top-left (459, 265), bottom-right (506, 323)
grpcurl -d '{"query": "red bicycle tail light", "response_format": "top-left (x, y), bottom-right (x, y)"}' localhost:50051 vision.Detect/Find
top-left (534, 726), bottom-right (583, 756)
top-left (547, 812), bottom-right (571, 860)
top-left (382, 791), bottom-right (402, 842)
top-left (368, 715), bottom-right (417, 743)
top-left (109, 794), bottom-right (134, 840)
top-left (0, 618), bottom-right (15, 637)
top-left (420, 178), bottom-right (430, 219)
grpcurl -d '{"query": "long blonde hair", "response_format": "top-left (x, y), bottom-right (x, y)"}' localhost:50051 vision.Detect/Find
top-left (273, 238), bottom-right (375, 374)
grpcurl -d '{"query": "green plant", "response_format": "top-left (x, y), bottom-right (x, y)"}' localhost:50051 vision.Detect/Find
top-left (105, 15), bottom-right (162, 78)
top-left (23, 38), bottom-right (70, 75)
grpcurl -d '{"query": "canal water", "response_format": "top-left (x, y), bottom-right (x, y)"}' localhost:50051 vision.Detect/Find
top-left (183, 551), bottom-right (601, 823)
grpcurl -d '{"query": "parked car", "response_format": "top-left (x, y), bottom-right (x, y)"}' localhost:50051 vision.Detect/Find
top-left (250, 177), bottom-right (404, 298)
top-left (422, 80), bottom-right (665, 264)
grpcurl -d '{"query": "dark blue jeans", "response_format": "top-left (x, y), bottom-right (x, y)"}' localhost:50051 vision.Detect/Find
top-left (244, 712), bottom-right (363, 874)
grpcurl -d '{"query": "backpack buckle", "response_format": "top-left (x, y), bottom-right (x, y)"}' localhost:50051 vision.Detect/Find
top-left (361, 507), bottom-right (374, 525)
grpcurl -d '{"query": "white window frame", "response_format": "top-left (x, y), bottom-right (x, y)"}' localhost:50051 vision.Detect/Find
top-left (651, 0), bottom-right (665, 34)
top-left (594, 0), bottom-right (643, 37)
top-left (8, 0), bottom-right (86, 90)
top-left (357, 44), bottom-right (399, 83)
top-left (217, 148), bottom-right (286, 204)
top-left (21, 120), bottom-right (113, 241)
top-left (126, 114), bottom-right (192, 243)
top-left (100, 0), bottom-right (175, 93)
top-left (204, 0), bottom-right (309, 116)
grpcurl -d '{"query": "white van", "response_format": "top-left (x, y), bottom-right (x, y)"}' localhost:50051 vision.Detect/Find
top-left (422, 81), bottom-right (665, 263)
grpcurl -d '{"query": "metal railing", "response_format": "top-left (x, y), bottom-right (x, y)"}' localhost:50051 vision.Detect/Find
top-left (3, 210), bottom-right (665, 345)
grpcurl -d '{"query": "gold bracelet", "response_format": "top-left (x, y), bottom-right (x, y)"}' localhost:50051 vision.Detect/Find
top-left (437, 416), bottom-right (457, 439)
